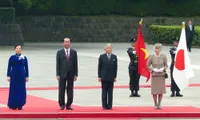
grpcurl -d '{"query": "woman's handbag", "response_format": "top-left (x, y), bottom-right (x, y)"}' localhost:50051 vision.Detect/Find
top-left (164, 73), bottom-right (168, 78)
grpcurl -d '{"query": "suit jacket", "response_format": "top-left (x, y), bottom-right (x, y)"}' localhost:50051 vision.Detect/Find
top-left (98, 53), bottom-right (118, 82)
top-left (56, 48), bottom-right (78, 79)
top-left (186, 25), bottom-right (195, 40)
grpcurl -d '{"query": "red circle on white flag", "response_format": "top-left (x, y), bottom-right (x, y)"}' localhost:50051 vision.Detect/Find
top-left (175, 49), bottom-right (185, 70)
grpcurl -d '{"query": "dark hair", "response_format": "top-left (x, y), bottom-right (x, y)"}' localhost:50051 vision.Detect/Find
top-left (14, 45), bottom-right (22, 49)
top-left (64, 37), bottom-right (71, 42)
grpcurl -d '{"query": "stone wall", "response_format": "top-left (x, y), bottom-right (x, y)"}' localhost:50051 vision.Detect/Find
top-left (15, 16), bottom-right (200, 43)
top-left (0, 7), bottom-right (24, 46)
top-left (0, 24), bottom-right (24, 46)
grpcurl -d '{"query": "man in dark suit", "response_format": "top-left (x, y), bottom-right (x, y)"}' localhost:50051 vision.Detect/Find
top-left (127, 38), bottom-right (141, 97)
top-left (169, 39), bottom-right (183, 97)
top-left (98, 43), bottom-right (118, 110)
top-left (186, 20), bottom-right (195, 52)
top-left (56, 37), bottom-right (78, 110)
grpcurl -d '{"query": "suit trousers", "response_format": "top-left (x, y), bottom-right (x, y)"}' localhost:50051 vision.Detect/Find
top-left (129, 68), bottom-right (140, 91)
top-left (170, 64), bottom-right (180, 92)
top-left (58, 74), bottom-right (74, 108)
top-left (187, 38), bottom-right (193, 51)
top-left (101, 81), bottom-right (114, 109)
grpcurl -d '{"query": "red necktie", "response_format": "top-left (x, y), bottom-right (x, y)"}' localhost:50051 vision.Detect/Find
top-left (66, 49), bottom-right (69, 61)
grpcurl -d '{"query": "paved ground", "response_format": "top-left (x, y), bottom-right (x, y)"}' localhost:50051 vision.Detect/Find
top-left (0, 43), bottom-right (200, 120)
top-left (1, 42), bottom-right (200, 87)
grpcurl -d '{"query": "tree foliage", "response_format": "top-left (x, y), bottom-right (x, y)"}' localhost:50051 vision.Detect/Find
top-left (6, 0), bottom-right (200, 16)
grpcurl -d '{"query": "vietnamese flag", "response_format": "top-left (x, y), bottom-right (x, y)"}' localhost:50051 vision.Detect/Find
top-left (135, 19), bottom-right (150, 82)
top-left (173, 22), bottom-right (194, 90)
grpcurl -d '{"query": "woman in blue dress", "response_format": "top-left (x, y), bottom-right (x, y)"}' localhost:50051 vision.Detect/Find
top-left (7, 45), bottom-right (29, 110)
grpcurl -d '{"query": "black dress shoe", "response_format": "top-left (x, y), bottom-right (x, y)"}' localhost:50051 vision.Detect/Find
top-left (170, 94), bottom-right (175, 97)
top-left (60, 106), bottom-right (65, 110)
top-left (135, 94), bottom-right (141, 97)
top-left (18, 107), bottom-right (23, 110)
top-left (129, 94), bottom-right (134, 97)
top-left (176, 93), bottom-right (183, 97)
top-left (66, 107), bottom-right (73, 110)
top-left (130, 93), bottom-right (140, 97)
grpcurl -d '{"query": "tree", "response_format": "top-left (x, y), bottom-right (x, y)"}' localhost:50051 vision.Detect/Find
top-left (18, 0), bottom-right (32, 10)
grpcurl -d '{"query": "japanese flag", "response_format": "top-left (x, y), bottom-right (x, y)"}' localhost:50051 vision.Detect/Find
top-left (173, 22), bottom-right (194, 91)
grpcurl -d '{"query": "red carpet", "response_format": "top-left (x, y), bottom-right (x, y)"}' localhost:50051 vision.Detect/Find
top-left (64, 118), bottom-right (140, 120)
top-left (1, 89), bottom-right (200, 118)
top-left (0, 105), bottom-right (200, 118)
top-left (0, 83), bottom-right (200, 91)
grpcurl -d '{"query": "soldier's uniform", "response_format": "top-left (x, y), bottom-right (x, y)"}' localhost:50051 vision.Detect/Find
top-left (127, 38), bottom-right (140, 97)
top-left (169, 39), bottom-right (183, 97)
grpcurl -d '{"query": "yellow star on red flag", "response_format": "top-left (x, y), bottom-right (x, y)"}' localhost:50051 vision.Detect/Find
top-left (141, 48), bottom-right (148, 59)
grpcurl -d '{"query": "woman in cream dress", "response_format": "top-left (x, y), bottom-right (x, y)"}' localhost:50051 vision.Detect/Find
top-left (147, 43), bottom-right (168, 109)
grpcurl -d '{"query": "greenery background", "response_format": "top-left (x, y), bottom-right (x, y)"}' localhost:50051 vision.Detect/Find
top-left (0, 0), bottom-right (200, 16)
top-left (150, 25), bottom-right (200, 46)
top-left (1, 0), bottom-right (200, 45)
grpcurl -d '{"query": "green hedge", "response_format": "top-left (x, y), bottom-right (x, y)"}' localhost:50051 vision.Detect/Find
top-left (0, 7), bottom-right (15, 23)
top-left (14, 0), bottom-right (200, 16)
top-left (150, 25), bottom-right (200, 46)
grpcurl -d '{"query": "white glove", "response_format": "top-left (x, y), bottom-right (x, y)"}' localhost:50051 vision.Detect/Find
top-left (157, 67), bottom-right (164, 72)
top-left (173, 51), bottom-right (177, 54)
top-left (132, 51), bottom-right (136, 54)
top-left (153, 68), bottom-right (159, 72)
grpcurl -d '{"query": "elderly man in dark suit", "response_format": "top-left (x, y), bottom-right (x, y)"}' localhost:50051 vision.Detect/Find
top-left (98, 43), bottom-right (118, 110)
top-left (186, 20), bottom-right (195, 52)
top-left (56, 37), bottom-right (78, 110)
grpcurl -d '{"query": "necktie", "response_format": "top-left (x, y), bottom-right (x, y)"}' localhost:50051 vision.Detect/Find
top-left (108, 54), bottom-right (111, 61)
top-left (66, 49), bottom-right (69, 61)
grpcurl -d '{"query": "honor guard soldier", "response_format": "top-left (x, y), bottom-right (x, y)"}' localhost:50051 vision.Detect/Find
top-left (169, 39), bottom-right (183, 97)
top-left (127, 38), bottom-right (141, 97)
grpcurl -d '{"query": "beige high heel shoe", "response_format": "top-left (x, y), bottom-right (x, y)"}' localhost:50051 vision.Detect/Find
top-left (157, 104), bottom-right (162, 109)
top-left (154, 104), bottom-right (158, 109)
